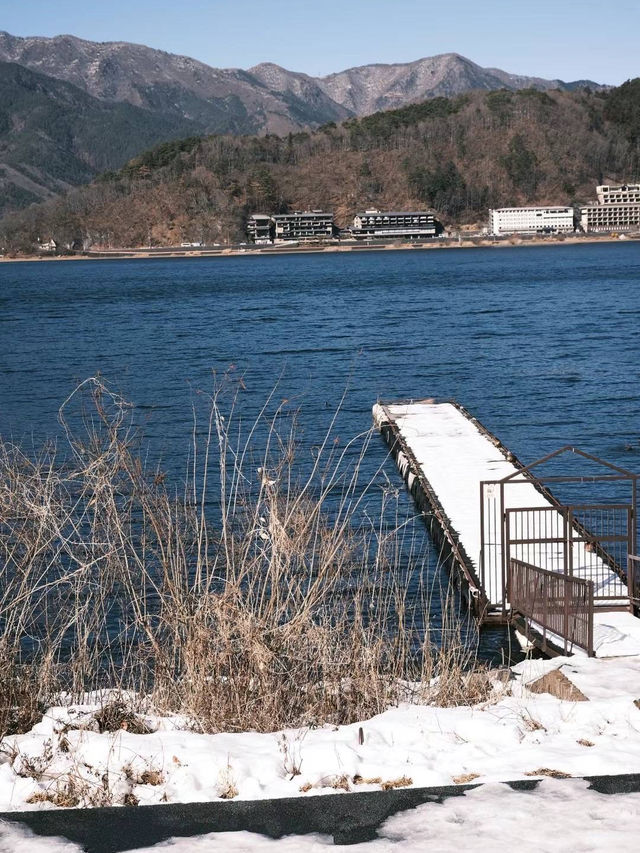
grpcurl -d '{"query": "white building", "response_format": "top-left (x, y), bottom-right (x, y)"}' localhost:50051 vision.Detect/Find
top-left (489, 207), bottom-right (575, 236)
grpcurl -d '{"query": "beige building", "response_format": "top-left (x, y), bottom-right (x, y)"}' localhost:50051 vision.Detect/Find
top-left (596, 184), bottom-right (640, 204)
top-left (581, 184), bottom-right (640, 232)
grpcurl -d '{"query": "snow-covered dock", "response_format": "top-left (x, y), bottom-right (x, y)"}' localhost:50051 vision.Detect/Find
top-left (374, 399), bottom-right (640, 658)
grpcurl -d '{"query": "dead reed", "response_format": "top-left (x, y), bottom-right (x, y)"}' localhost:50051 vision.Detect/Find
top-left (0, 378), bottom-right (482, 737)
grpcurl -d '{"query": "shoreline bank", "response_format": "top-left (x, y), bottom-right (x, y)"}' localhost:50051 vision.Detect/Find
top-left (1, 233), bottom-right (637, 264)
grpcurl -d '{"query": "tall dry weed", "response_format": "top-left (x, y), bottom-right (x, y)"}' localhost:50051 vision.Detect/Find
top-left (0, 378), bottom-right (479, 736)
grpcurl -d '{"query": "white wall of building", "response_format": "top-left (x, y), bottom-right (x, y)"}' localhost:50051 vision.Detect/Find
top-left (489, 207), bottom-right (575, 236)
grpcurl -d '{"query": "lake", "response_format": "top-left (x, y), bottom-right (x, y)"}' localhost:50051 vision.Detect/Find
top-left (2, 242), bottom-right (639, 659)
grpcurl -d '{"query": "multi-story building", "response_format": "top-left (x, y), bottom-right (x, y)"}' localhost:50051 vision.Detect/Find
top-left (489, 207), bottom-right (575, 236)
top-left (580, 203), bottom-right (640, 232)
top-left (596, 184), bottom-right (640, 204)
top-left (246, 214), bottom-right (273, 244)
top-left (351, 209), bottom-right (439, 240)
top-left (581, 184), bottom-right (640, 232)
top-left (272, 211), bottom-right (335, 242)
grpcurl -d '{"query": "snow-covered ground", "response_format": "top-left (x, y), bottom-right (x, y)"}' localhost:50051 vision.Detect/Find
top-left (1, 654), bottom-right (640, 848)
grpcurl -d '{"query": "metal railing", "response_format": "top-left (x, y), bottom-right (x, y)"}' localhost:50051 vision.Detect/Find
top-left (508, 558), bottom-right (595, 656)
top-left (505, 505), bottom-right (631, 605)
top-left (629, 555), bottom-right (640, 612)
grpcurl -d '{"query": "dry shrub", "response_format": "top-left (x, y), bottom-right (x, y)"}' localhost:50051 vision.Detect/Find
top-left (0, 378), bottom-right (481, 736)
top-left (27, 783), bottom-right (80, 808)
top-left (94, 703), bottom-right (152, 734)
top-left (0, 657), bottom-right (46, 738)
top-left (425, 661), bottom-right (495, 708)
top-left (139, 770), bottom-right (164, 786)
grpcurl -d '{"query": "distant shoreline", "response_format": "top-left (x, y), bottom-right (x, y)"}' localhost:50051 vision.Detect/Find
top-left (1, 232), bottom-right (637, 264)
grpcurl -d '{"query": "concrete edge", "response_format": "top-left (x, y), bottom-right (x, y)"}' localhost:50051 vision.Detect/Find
top-left (2, 772), bottom-right (640, 851)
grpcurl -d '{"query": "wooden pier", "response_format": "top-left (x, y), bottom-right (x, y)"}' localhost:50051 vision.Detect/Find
top-left (374, 399), bottom-right (640, 658)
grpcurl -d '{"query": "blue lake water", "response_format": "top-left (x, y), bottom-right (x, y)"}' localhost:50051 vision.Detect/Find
top-left (1, 242), bottom-right (640, 660)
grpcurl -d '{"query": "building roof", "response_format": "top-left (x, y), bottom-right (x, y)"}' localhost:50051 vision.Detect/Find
top-left (272, 211), bottom-right (333, 218)
top-left (490, 206), bottom-right (573, 213)
top-left (355, 210), bottom-right (435, 217)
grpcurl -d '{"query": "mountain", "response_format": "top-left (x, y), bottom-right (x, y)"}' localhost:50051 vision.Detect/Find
top-left (0, 61), bottom-right (201, 214)
top-left (0, 32), bottom-right (601, 133)
top-left (318, 53), bottom-right (602, 115)
top-left (0, 32), bottom-right (349, 136)
top-left (246, 63), bottom-right (352, 126)
top-left (0, 32), bottom-right (605, 216)
top-left (3, 84), bottom-right (636, 254)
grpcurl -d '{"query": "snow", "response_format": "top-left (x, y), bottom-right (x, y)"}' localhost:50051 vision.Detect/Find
top-left (3, 778), bottom-right (640, 851)
top-left (373, 401), bottom-right (630, 612)
top-left (593, 611), bottom-right (640, 657)
top-left (2, 656), bottom-right (640, 816)
top-left (2, 656), bottom-right (640, 847)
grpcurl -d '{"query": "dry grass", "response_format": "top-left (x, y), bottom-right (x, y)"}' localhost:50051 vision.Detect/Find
top-left (524, 768), bottom-right (572, 779)
top-left (380, 776), bottom-right (413, 790)
top-left (452, 772), bottom-right (480, 784)
top-left (0, 378), bottom-right (482, 737)
top-left (352, 774), bottom-right (382, 785)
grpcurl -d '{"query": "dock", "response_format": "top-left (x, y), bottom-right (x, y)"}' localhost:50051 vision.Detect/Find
top-left (374, 399), bottom-right (640, 658)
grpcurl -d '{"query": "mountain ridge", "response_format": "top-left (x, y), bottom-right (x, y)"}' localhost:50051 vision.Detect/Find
top-left (0, 31), bottom-right (605, 216)
top-left (0, 31), bottom-right (602, 129)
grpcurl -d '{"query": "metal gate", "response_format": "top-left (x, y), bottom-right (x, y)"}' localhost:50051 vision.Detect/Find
top-left (505, 503), bottom-right (632, 603)
top-left (479, 446), bottom-right (638, 615)
top-left (505, 503), bottom-right (634, 656)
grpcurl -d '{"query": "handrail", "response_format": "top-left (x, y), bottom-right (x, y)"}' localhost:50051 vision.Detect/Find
top-left (508, 558), bottom-right (594, 656)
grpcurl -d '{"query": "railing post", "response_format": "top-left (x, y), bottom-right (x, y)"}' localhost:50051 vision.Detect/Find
top-left (629, 555), bottom-right (640, 615)
top-left (505, 510), bottom-right (511, 612)
top-left (479, 482), bottom-right (485, 595)
top-left (563, 573), bottom-right (569, 654)
top-left (500, 482), bottom-right (506, 618)
top-left (565, 507), bottom-right (572, 577)
top-left (542, 567), bottom-right (547, 649)
top-left (588, 582), bottom-right (594, 657)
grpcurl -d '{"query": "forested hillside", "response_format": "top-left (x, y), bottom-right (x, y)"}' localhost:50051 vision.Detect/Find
top-left (2, 82), bottom-right (639, 251)
top-left (0, 61), bottom-right (201, 215)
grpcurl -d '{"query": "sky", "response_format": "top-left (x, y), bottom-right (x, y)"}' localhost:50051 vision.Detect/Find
top-left (1, 0), bottom-right (637, 84)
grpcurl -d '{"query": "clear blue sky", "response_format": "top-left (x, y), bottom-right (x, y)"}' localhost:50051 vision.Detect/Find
top-left (2, 0), bottom-right (637, 84)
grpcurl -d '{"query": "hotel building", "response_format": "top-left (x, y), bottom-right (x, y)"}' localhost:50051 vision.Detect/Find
top-left (580, 185), bottom-right (640, 232)
top-left (489, 207), bottom-right (575, 236)
top-left (272, 211), bottom-right (335, 242)
top-left (351, 210), bottom-right (439, 240)
top-left (246, 214), bottom-right (273, 244)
